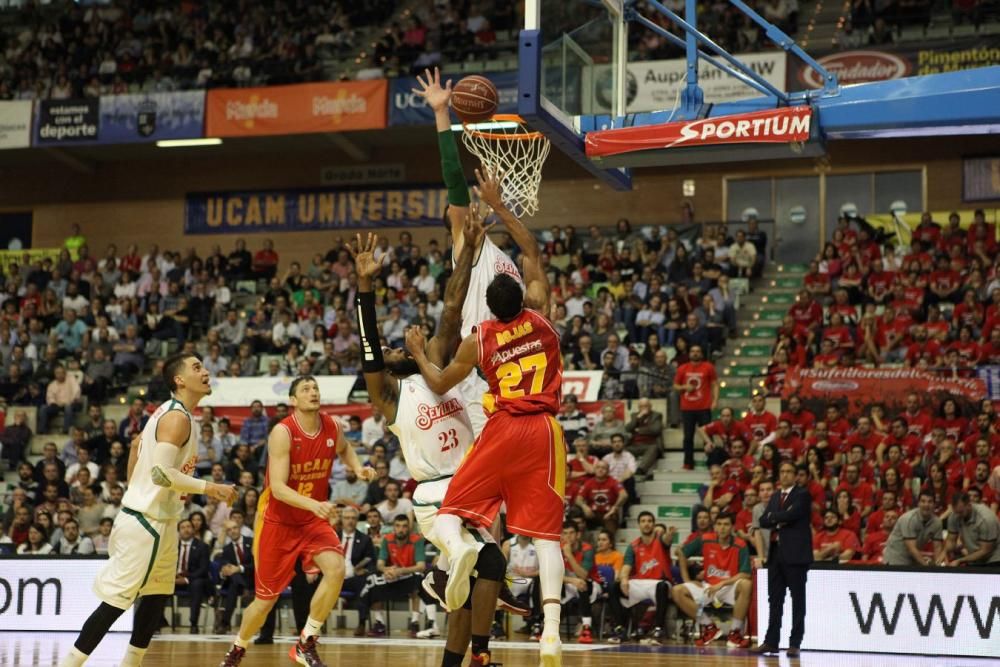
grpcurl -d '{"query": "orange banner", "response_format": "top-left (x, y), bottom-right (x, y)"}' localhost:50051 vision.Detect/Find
top-left (205, 81), bottom-right (388, 137)
top-left (782, 367), bottom-right (985, 417)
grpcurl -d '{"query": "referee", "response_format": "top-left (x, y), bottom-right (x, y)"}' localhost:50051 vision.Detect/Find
top-left (753, 461), bottom-right (812, 658)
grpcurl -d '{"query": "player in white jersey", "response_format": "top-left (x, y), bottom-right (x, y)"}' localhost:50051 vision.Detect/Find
top-left (413, 67), bottom-right (525, 439)
top-left (60, 354), bottom-right (237, 667)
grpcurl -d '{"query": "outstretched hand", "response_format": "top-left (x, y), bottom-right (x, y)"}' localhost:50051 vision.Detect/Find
top-left (462, 202), bottom-right (494, 250)
top-left (412, 67), bottom-right (453, 112)
top-left (346, 232), bottom-right (384, 281)
top-left (405, 325), bottom-right (427, 358)
top-left (473, 166), bottom-right (505, 212)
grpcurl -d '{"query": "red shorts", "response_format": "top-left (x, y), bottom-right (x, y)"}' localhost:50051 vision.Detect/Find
top-left (440, 411), bottom-right (566, 541)
top-left (253, 517), bottom-right (343, 600)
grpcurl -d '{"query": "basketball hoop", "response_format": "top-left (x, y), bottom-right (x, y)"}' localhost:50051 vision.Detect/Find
top-left (461, 114), bottom-right (551, 218)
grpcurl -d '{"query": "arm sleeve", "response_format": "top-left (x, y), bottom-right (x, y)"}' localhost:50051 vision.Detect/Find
top-left (438, 130), bottom-right (471, 207)
top-left (378, 539), bottom-right (389, 563)
top-left (151, 441), bottom-right (208, 494)
top-left (356, 291), bottom-right (385, 373)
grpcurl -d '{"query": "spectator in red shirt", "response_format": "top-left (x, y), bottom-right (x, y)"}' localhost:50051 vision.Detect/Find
top-left (901, 393), bottom-right (933, 440)
top-left (966, 465), bottom-right (999, 513)
top-left (874, 307), bottom-right (910, 363)
top-left (833, 489), bottom-right (862, 537)
top-left (861, 510), bottom-right (897, 563)
top-left (927, 255), bottom-right (962, 306)
top-left (865, 263), bottom-right (896, 307)
top-left (770, 420), bottom-right (805, 464)
top-left (934, 399), bottom-right (966, 443)
top-left (779, 396), bottom-right (816, 440)
top-left (821, 313), bottom-right (854, 353)
top-left (844, 416), bottom-right (883, 461)
top-left (835, 463), bottom-right (874, 519)
top-left (979, 328), bottom-right (1000, 364)
top-left (879, 468), bottom-right (913, 509)
top-left (920, 462), bottom-right (953, 516)
top-left (795, 463), bottom-right (828, 517)
top-left (960, 413), bottom-right (1000, 457)
top-left (934, 439), bottom-right (964, 489)
top-left (742, 394), bottom-right (777, 448)
top-left (963, 439), bottom-right (1000, 483)
top-left (911, 212), bottom-right (941, 246)
top-left (879, 444), bottom-right (913, 482)
top-left (252, 239), bottom-right (280, 281)
top-left (788, 290), bottom-right (823, 331)
top-left (903, 325), bottom-right (943, 368)
top-left (868, 489), bottom-right (903, 533)
top-left (844, 445), bottom-right (877, 484)
top-left (876, 418), bottom-right (923, 470)
top-left (812, 509), bottom-right (860, 562)
top-left (674, 345), bottom-right (719, 470)
top-left (804, 421), bottom-right (840, 465)
top-left (812, 339), bottom-right (840, 369)
top-left (950, 325), bottom-right (981, 367)
top-left (802, 261), bottom-right (831, 299)
top-left (705, 464), bottom-right (744, 516)
top-left (952, 289), bottom-right (984, 334)
top-left (699, 407), bottom-right (749, 467)
top-left (575, 460), bottom-right (628, 534)
top-left (734, 486), bottom-right (758, 542)
top-left (722, 439), bottom-right (754, 485)
top-left (566, 437), bottom-right (598, 501)
top-left (823, 404), bottom-right (852, 442)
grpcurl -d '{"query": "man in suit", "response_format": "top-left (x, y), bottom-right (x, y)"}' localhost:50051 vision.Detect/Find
top-left (337, 506), bottom-right (376, 637)
top-left (753, 461), bottom-right (812, 657)
top-left (174, 518), bottom-right (214, 633)
top-left (214, 519), bottom-right (255, 634)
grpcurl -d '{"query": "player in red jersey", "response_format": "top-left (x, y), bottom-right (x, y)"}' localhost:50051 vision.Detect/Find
top-left (220, 376), bottom-right (375, 667)
top-left (405, 168), bottom-right (566, 667)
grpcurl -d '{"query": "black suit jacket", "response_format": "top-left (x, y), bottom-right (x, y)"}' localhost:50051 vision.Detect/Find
top-left (179, 538), bottom-right (211, 581)
top-left (337, 530), bottom-right (376, 574)
top-left (759, 485), bottom-right (814, 565)
top-left (220, 535), bottom-right (255, 582)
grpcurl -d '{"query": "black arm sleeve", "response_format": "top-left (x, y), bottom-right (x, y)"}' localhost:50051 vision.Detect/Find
top-left (356, 291), bottom-right (384, 373)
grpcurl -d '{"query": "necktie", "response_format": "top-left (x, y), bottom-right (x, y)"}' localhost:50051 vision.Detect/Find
top-left (181, 543), bottom-right (189, 573)
top-left (345, 535), bottom-right (353, 562)
top-left (236, 541), bottom-right (243, 564)
top-left (781, 491), bottom-right (789, 507)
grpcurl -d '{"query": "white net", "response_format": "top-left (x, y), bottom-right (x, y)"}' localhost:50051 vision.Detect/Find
top-left (461, 116), bottom-right (552, 218)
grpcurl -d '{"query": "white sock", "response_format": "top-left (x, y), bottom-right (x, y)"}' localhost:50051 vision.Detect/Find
top-left (543, 603), bottom-right (561, 637)
top-left (582, 616), bottom-right (592, 627)
top-left (373, 610), bottom-right (386, 624)
top-left (410, 610), bottom-right (420, 623)
top-left (731, 618), bottom-right (744, 631)
top-left (58, 647), bottom-right (88, 667)
top-left (234, 635), bottom-right (250, 649)
top-left (120, 644), bottom-right (148, 666)
top-left (433, 514), bottom-right (466, 562)
top-left (436, 552), bottom-right (450, 572)
top-left (426, 605), bottom-right (438, 628)
top-left (301, 616), bottom-right (324, 640)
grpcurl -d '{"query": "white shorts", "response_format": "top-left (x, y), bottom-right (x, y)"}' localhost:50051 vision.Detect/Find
top-left (94, 507), bottom-right (178, 610)
top-left (622, 578), bottom-right (669, 609)
top-left (680, 580), bottom-right (738, 608)
top-left (412, 475), bottom-right (493, 559)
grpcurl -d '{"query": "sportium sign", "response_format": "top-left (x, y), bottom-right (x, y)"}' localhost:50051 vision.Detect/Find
top-left (585, 106), bottom-right (812, 158)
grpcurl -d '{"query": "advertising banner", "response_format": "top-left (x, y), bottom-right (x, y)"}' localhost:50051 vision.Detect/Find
top-left (205, 81), bottom-right (388, 137)
top-left (589, 53), bottom-right (787, 113)
top-left (562, 371), bottom-right (604, 402)
top-left (99, 91), bottom-right (205, 143)
top-left (756, 566), bottom-right (1000, 657)
top-left (184, 185), bottom-right (450, 234)
top-left (782, 367), bottom-right (986, 417)
top-left (0, 100), bottom-right (32, 149)
top-left (389, 71), bottom-right (519, 125)
top-left (0, 557), bottom-right (133, 631)
top-left (34, 98), bottom-right (100, 144)
top-left (199, 375), bottom-right (357, 407)
top-left (788, 38), bottom-right (1000, 90)
top-left (585, 106), bottom-right (812, 158)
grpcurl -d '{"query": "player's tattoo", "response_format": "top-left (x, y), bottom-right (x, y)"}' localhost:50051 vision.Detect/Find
top-left (151, 465), bottom-right (172, 488)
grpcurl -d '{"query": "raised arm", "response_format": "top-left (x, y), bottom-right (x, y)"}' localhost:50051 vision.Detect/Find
top-left (425, 206), bottom-right (491, 367)
top-left (474, 167), bottom-right (550, 314)
top-left (406, 326), bottom-right (477, 395)
top-left (351, 232), bottom-right (401, 422)
top-left (412, 67), bottom-right (470, 256)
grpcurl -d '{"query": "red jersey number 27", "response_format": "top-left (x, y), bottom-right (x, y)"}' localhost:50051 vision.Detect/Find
top-left (439, 428), bottom-right (459, 453)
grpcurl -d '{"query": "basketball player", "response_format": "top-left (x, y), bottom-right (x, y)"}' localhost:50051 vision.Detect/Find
top-left (405, 172), bottom-right (566, 667)
top-left (60, 354), bottom-right (238, 667)
top-left (413, 67), bottom-right (523, 438)
top-left (220, 376), bottom-right (375, 667)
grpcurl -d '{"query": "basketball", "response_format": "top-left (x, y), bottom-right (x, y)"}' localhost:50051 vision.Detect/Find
top-left (452, 75), bottom-right (499, 124)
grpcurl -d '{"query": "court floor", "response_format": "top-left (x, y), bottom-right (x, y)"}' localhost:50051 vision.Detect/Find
top-left (2, 632), bottom-right (993, 667)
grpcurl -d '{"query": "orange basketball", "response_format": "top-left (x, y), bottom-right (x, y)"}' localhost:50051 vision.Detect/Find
top-left (452, 75), bottom-right (499, 124)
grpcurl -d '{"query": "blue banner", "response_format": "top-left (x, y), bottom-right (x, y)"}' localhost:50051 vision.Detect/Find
top-left (389, 71), bottom-right (519, 126)
top-left (185, 186), bottom-right (451, 234)
top-left (99, 91), bottom-right (205, 144)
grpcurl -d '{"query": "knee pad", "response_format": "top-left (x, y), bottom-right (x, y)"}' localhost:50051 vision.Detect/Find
top-left (475, 544), bottom-right (506, 582)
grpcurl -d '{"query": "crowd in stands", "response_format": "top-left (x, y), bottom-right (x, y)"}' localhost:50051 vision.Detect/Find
top-left (2, 204), bottom-right (1000, 645)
